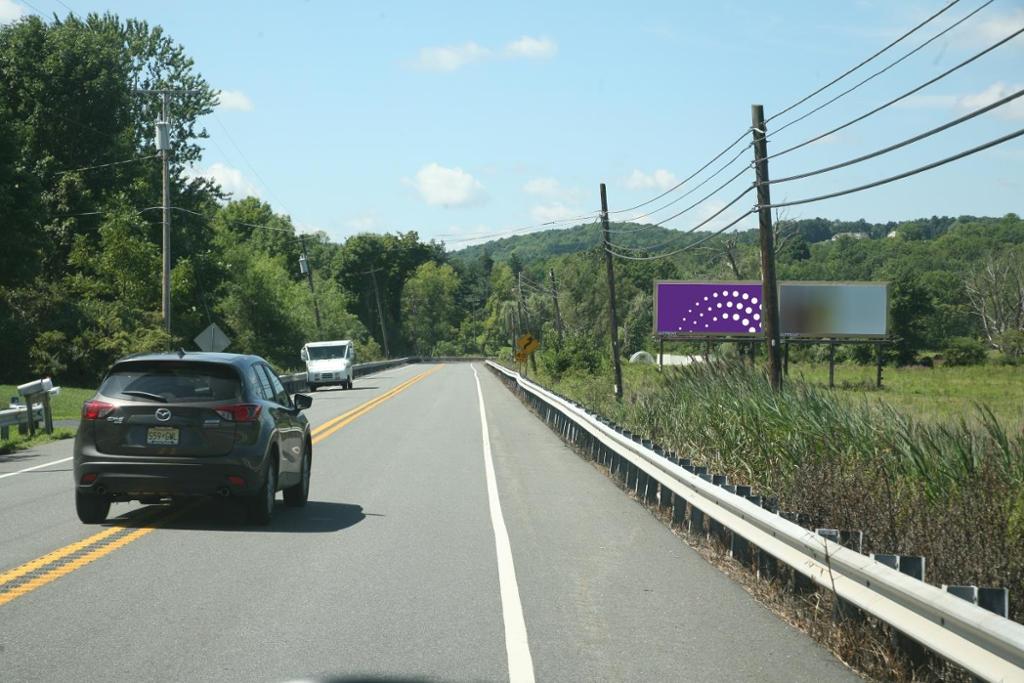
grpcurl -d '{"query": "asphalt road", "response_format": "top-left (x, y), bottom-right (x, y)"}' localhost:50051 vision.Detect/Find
top-left (0, 362), bottom-right (856, 682)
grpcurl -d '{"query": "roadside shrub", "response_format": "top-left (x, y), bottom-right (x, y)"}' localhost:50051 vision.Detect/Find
top-left (943, 337), bottom-right (988, 366)
top-left (998, 330), bottom-right (1024, 362)
top-left (539, 330), bottom-right (603, 380)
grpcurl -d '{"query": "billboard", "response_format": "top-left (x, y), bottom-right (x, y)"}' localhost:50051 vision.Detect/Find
top-left (779, 282), bottom-right (888, 337)
top-left (654, 282), bottom-right (764, 336)
top-left (654, 281), bottom-right (888, 338)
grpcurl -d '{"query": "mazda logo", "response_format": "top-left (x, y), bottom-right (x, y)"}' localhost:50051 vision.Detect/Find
top-left (155, 408), bottom-right (172, 422)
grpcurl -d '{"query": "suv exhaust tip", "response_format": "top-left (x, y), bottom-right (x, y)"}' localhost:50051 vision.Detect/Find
top-left (216, 486), bottom-right (231, 498)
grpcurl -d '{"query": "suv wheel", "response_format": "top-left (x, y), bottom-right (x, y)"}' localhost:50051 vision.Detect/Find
top-left (346, 378), bottom-right (353, 390)
top-left (248, 458), bottom-right (277, 525)
top-left (284, 444), bottom-right (311, 507)
top-left (76, 490), bottom-right (111, 524)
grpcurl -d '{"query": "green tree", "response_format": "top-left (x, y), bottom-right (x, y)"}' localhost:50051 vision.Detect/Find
top-left (401, 262), bottom-right (462, 355)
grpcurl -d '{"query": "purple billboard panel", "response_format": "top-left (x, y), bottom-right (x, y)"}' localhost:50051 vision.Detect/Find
top-left (655, 281), bottom-right (764, 336)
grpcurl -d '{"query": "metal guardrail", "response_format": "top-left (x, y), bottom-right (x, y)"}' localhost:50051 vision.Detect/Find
top-left (485, 360), bottom-right (1024, 681)
top-left (0, 404), bottom-right (46, 439)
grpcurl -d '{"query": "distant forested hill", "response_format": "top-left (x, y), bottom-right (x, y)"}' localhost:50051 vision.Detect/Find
top-left (448, 216), bottom-right (970, 265)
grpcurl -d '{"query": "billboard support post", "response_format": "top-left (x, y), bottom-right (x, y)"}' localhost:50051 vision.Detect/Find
top-left (876, 341), bottom-right (885, 388)
top-left (828, 340), bottom-right (836, 388)
top-left (751, 104), bottom-right (783, 391)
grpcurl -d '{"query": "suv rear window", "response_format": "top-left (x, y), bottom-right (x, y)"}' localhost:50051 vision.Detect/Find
top-left (99, 361), bottom-right (243, 403)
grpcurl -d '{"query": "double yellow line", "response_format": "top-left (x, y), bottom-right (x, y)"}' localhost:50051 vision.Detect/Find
top-left (311, 364), bottom-right (442, 444)
top-left (0, 364), bottom-right (442, 608)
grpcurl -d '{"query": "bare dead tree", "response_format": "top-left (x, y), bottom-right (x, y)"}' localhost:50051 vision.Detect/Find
top-left (964, 250), bottom-right (1024, 349)
top-left (723, 237), bottom-right (744, 279)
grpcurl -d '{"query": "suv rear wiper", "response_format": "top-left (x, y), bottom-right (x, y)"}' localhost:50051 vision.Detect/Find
top-left (120, 390), bottom-right (168, 402)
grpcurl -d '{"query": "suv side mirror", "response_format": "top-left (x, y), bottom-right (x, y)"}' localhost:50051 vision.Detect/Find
top-left (300, 348), bottom-right (308, 361)
top-left (293, 393), bottom-right (313, 410)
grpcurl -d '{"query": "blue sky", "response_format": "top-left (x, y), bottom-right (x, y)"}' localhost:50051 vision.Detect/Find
top-left (4, 0), bottom-right (1023, 246)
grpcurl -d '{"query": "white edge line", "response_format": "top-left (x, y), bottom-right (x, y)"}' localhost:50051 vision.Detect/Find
top-left (472, 364), bottom-right (536, 683)
top-left (0, 456), bottom-right (73, 481)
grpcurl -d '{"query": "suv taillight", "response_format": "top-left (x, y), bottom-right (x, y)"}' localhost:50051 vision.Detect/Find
top-left (82, 400), bottom-right (115, 420)
top-left (213, 404), bottom-right (262, 422)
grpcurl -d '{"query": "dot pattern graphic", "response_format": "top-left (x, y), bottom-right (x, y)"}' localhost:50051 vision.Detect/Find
top-left (657, 283), bottom-right (764, 335)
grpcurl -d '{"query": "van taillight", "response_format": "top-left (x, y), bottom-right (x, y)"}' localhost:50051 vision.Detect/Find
top-left (82, 400), bottom-right (115, 420)
top-left (213, 404), bottom-right (262, 422)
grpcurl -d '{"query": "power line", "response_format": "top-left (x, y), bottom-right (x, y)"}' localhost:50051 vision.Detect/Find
top-left (767, 0), bottom-right (994, 141)
top-left (440, 214), bottom-right (599, 244)
top-left (55, 154), bottom-right (160, 176)
top-left (608, 129), bottom-right (751, 215)
top-left (767, 86), bottom-right (1024, 186)
top-left (610, 163), bottom-right (752, 240)
top-left (608, 142), bottom-right (753, 230)
top-left (764, 24), bottom-right (1024, 161)
top-left (608, 186), bottom-right (754, 253)
top-left (762, 127), bottom-right (1024, 210)
top-left (605, 210), bottom-right (757, 261)
top-left (765, 0), bottom-right (964, 124)
top-left (210, 111), bottom-right (294, 217)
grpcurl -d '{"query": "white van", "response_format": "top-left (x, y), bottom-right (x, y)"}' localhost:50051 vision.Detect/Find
top-left (300, 340), bottom-right (355, 391)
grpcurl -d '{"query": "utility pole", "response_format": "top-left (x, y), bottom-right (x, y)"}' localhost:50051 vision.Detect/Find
top-left (368, 268), bottom-right (391, 358)
top-left (600, 183), bottom-right (624, 399)
top-left (136, 88), bottom-right (202, 335)
top-left (549, 269), bottom-right (564, 346)
top-left (751, 104), bottom-right (783, 391)
top-left (516, 272), bottom-right (526, 338)
top-left (298, 235), bottom-right (323, 336)
top-left (516, 272), bottom-right (536, 374)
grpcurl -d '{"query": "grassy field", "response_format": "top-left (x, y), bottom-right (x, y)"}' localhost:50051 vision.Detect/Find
top-left (0, 384), bottom-right (95, 421)
top-left (786, 362), bottom-right (1024, 430)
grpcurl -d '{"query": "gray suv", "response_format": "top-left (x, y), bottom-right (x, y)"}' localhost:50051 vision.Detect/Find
top-left (73, 352), bottom-right (313, 525)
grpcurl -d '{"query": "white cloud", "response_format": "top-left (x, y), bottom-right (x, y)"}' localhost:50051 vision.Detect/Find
top-left (344, 213), bottom-right (384, 231)
top-left (693, 198), bottom-right (756, 233)
top-left (412, 43), bottom-right (491, 71)
top-left (410, 36), bottom-right (557, 71)
top-left (624, 169), bottom-right (678, 191)
top-left (530, 202), bottom-right (580, 223)
top-left (957, 8), bottom-right (1024, 47)
top-left (523, 177), bottom-right (561, 197)
top-left (522, 176), bottom-right (583, 203)
top-left (187, 162), bottom-right (260, 199)
top-left (0, 0), bottom-right (27, 23)
top-left (958, 82), bottom-right (1024, 121)
top-left (899, 83), bottom-right (1024, 120)
top-left (410, 163), bottom-right (485, 207)
top-left (504, 36), bottom-right (558, 59)
top-left (216, 89), bottom-right (254, 112)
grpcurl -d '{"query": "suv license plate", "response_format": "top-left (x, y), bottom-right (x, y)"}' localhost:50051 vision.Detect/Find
top-left (147, 427), bottom-right (180, 446)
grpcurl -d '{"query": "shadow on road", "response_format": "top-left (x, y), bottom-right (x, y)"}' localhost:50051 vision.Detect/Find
top-left (0, 451), bottom-right (49, 465)
top-left (105, 499), bottom-right (375, 533)
top-left (314, 386), bottom-right (378, 393)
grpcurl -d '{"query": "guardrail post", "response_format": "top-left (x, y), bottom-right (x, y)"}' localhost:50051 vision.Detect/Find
top-left (671, 490), bottom-right (687, 528)
top-left (708, 475), bottom-right (728, 542)
top-left (978, 588), bottom-right (1009, 618)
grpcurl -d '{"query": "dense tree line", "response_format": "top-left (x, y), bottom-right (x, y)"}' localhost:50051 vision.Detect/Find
top-left (455, 213), bottom-right (1024, 370)
top-left (0, 13), bottom-right (448, 383)
top-left (3, 13), bottom-right (1021, 387)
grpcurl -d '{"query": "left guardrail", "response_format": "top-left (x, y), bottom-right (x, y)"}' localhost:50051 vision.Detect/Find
top-left (1, 379), bottom-right (60, 440)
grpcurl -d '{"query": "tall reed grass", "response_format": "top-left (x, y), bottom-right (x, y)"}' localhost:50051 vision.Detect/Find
top-left (536, 360), bottom-right (1024, 623)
